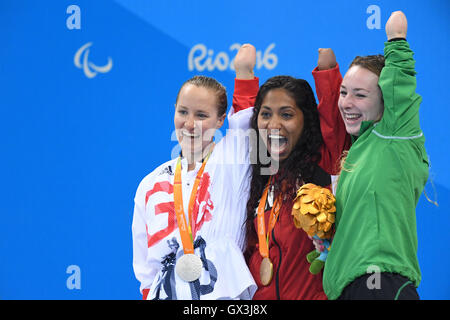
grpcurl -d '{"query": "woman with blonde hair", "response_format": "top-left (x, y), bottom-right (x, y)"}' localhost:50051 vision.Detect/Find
top-left (132, 45), bottom-right (260, 300)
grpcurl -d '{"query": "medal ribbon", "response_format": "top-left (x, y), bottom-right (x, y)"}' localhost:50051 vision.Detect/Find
top-left (173, 146), bottom-right (214, 255)
top-left (257, 177), bottom-right (282, 259)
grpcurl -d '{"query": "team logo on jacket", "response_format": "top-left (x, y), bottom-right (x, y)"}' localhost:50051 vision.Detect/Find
top-left (145, 173), bottom-right (214, 248)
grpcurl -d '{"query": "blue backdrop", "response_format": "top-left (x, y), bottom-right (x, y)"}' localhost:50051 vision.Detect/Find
top-left (1, 0), bottom-right (449, 299)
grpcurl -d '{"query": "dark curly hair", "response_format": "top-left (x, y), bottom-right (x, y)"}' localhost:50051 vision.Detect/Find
top-left (244, 75), bottom-right (323, 247)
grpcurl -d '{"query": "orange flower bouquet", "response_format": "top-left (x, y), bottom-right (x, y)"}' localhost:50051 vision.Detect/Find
top-left (292, 183), bottom-right (336, 274)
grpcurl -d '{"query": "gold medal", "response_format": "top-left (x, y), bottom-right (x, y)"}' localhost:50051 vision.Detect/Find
top-left (257, 178), bottom-right (280, 287)
top-left (259, 257), bottom-right (274, 286)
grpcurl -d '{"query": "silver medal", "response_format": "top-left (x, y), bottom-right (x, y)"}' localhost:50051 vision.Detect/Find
top-left (175, 254), bottom-right (203, 282)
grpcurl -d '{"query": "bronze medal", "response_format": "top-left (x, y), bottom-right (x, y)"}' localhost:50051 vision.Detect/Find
top-left (256, 178), bottom-right (281, 287)
top-left (259, 257), bottom-right (274, 286)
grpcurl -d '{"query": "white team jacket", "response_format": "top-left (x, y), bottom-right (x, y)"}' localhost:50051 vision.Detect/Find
top-left (132, 107), bottom-right (257, 300)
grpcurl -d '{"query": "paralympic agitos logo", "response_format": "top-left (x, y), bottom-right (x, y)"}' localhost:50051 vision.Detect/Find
top-left (74, 42), bottom-right (113, 79)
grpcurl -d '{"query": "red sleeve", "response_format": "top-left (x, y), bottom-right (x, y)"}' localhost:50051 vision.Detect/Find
top-left (142, 288), bottom-right (150, 300)
top-left (232, 77), bottom-right (259, 112)
top-left (312, 64), bottom-right (351, 175)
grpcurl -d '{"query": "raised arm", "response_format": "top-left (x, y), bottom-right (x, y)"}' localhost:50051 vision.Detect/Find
top-left (378, 11), bottom-right (422, 137)
top-left (313, 48), bottom-right (351, 175)
top-left (232, 44), bottom-right (259, 112)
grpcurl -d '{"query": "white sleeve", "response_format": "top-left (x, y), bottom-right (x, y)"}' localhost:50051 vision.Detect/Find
top-left (223, 107), bottom-right (254, 166)
top-left (227, 106), bottom-right (254, 131)
top-left (208, 107), bottom-right (254, 250)
top-left (131, 181), bottom-right (158, 295)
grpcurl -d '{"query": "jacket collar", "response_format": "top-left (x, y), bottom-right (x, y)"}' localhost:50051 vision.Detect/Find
top-left (351, 120), bottom-right (375, 143)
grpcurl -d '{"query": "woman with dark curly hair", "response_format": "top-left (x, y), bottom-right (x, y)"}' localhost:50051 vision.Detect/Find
top-left (234, 49), bottom-right (350, 299)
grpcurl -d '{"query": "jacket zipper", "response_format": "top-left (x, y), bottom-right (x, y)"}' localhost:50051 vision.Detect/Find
top-left (272, 228), bottom-right (282, 300)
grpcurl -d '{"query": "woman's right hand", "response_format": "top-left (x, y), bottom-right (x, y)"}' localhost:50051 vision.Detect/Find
top-left (234, 44), bottom-right (256, 79)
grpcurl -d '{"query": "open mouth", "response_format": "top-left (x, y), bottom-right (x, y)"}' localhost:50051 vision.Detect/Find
top-left (268, 134), bottom-right (288, 155)
top-left (343, 113), bottom-right (362, 124)
top-left (181, 130), bottom-right (201, 139)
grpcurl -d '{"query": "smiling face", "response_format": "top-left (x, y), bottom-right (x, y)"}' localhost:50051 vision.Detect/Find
top-left (338, 65), bottom-right (384, 136)
top-left (174, 84), bottom-right (225, 161)
top-left (257, 88), bottom-right (304, 162)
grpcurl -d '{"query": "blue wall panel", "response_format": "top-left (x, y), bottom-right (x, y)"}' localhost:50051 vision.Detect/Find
top-left (1, 0), bottom-right (448, 299)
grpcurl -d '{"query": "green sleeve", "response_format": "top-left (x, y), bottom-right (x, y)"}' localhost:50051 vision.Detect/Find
top-left (376, 40), bottom-right (423, 137)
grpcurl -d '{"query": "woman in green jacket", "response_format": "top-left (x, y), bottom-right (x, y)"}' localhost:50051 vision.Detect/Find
top-left (323, 11), bottom-right (429, 300)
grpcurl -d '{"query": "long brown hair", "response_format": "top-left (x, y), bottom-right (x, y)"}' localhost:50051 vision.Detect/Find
top-left (349, 54), bottom-right (385, 77)
top-left (338, 54), bottom-right (386, 175)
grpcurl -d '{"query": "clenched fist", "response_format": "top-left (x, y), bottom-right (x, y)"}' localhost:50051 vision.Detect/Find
top-left (386, 11), bottom-right (407, 41)
top-left (233, 44), bottom-right (256, 79)
top-left (317, 48), bottom-right (337, 71)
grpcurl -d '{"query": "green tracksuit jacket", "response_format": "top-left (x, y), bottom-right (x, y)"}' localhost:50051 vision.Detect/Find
top-left (323, 40), bottom-right (429, 300)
